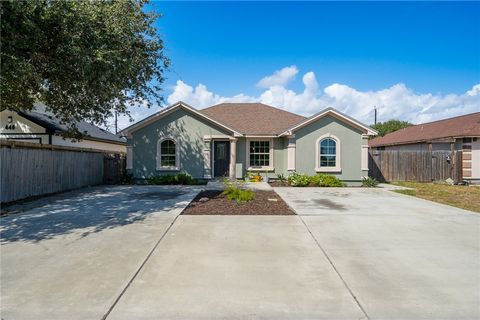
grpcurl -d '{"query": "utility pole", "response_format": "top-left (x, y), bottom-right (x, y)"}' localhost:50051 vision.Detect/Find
top-left (374, 106), bottom-right (377, 125)
top-left (114, 111), bottom-right (118, 134)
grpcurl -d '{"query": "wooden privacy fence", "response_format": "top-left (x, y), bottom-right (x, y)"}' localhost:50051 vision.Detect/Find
top-left (369, 150), bottom-right (463, 183)
top-left (0, 141), bottom-right (125, 204)
top-left (103, 154), bottom-right (126, 185)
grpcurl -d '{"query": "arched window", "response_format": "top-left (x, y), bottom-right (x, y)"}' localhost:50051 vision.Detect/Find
top-left (320, 138), bottom-right (336, 167)
top-left (157, 138), bottom-right (179, 170)
top-left (315, 134), bottom-right (341, 172)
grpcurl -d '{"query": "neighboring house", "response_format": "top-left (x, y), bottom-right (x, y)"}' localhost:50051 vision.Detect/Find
top-left (0, 106), bottom-right (126, 153)
top-left (119, 101), bottom-right (377, 185)
top-left (369, 112), bottom-right (480, 182)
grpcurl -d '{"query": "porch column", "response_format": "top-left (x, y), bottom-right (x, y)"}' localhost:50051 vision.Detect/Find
top-left (229, 138), bottom-right (237, 179)
top-left (287, 136), bottom-right (296, 171)
top-left (203, 137), bottom-right (212, 179)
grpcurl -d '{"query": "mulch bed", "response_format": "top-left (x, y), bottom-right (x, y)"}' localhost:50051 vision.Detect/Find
top-left (182, 190), bottom-right (295, 215)
top-left (268, 181), bottom-right (289, 187)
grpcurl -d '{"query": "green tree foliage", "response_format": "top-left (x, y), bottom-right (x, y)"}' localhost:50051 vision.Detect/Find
top-left (1, 0), bottom-right (169, 136)
top-left (371, 119), bottom-right (413, 137)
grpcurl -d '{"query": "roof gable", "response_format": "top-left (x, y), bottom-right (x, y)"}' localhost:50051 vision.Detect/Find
top-left (119, 102), bottom-right (242, 137)
top-left (280, 107), bottom-right (377, 136)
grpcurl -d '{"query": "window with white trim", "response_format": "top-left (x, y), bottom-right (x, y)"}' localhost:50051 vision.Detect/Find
top-left (320, 138), bottom-right (336, 167)
top-left (157, 138), bottom-right (179, 170)
top-left (247, 139), bottom-right (274, 170)
top-left (249, 140), bottom-right (270, 166)
top-left (315, 134), bottom-right (341, 172)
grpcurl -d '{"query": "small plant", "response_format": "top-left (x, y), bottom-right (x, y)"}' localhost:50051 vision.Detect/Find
top-left (310, 173), bottom-right (345, 187)
top-left (222, 182), bottom-right (255, 203)
top-left (245, 170), bottom-right (264, 182)
top-left (361, 177), bottom-right (379, 187)
top-left (120, 172), bottom-right (134, 184)
top-left (276, 173), bottom-right (287, 184)
top-left (148, 173), bottom-right (199, 185)
top-left (287, 172), bottom-right (310, 187)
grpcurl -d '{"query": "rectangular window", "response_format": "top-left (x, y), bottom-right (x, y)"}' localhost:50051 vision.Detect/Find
top-left (320, 155), bottom-right (336, 167)
top-left (249, 140), bottom-right (270, 167)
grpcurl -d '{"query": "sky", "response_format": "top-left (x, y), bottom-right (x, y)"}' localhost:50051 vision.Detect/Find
top-left (113, 1), bottom-right (480, 131)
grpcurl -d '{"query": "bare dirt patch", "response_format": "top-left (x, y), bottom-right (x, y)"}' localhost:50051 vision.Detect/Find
top-left (182, 190), bottom-right (295, 215)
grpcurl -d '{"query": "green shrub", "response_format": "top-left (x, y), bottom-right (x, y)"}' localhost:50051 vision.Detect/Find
top-left (310, 173), bottom-right (345, 187)
top-left (287, 172), bottom-right (310, 187)
top-left (361, 177), bottom-right (379, 187)
top-left (222, 185), bottom-right (255, 203)
top-left (148, 173), bottom-right (199, 185)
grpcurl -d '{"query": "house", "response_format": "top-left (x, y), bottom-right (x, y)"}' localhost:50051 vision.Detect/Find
top-left (0, 106), bottom-right (126, 153)
top-left (119, 101), bottom-right (377, 185)
top-left (369, 112), bottom-right (480, 183)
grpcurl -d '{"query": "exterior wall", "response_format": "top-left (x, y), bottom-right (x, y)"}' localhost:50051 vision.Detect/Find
top-left (51, 135), bottom-right (126, 153)
top-left (471, 140), bottom-right (480, 180)
top-left (293, 115), bottom-right (365, 183)
top-left (0, 109), bottom-right (49, 144)
top-left (235, 138), bottom-right (246, 178)
top-left (461, 137), bottom-right (480, 180)
top-left (0, 110), bottom-right (125, 152)
top-left (129, 108), bottom-right (231, 179)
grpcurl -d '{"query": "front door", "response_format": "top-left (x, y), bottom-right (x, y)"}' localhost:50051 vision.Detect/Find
top-left (213, 141), bottom-right (230, 177)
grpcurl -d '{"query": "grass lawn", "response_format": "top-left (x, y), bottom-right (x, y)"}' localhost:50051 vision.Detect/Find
top-left (393, 182), bottom-right (480, 213)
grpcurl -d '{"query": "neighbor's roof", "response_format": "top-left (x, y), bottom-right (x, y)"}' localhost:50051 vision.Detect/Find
top-left (200, 103), bottom-right (306, 135)
top-left (19, 105), bottom-right (125, 145)
top-left (369, 112), bottom-right (480, 147)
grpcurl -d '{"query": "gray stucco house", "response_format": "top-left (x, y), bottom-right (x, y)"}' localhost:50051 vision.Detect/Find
top-left (120, 102), bottom-right (377, 185)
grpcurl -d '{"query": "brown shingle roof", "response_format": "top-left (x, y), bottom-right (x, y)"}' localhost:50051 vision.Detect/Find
top-left (369, 112), bottom-right (480, 147)
top-left (200, 103), bottom-right (306, 135)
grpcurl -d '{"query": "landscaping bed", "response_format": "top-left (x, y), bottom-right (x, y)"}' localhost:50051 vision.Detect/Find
top-left (182, 190), bottom-right (295, 215)
top-left (269, 180), bottom-right (289, 187)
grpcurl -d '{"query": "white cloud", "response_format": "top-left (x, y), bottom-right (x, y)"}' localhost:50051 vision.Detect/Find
top-left (165, 66), bottom-right (480, 125)
top-left (167, 80), bottom-right (254, 109)
top-left (109, 66), bottom-right (479, 131)
top-left (256, 65), bottom-right (298, 88)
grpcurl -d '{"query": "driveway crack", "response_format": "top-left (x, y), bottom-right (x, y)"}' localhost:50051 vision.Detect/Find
top-left (100, 213), bottom-right (182, 320)
top-left (298, 215), bottom-right (370, 320)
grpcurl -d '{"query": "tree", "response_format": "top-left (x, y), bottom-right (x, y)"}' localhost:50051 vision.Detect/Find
top-left (371, 119), bottom-right (413, 137)
top-left (1, 0), bottom-right (169, 136)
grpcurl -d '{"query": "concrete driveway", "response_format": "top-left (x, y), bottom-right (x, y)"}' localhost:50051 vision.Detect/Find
top-left (0, 185), bottom-right (200, 320)
top-left (1, 186), bottom-right (479, 319)
top-left (275, 187), bottom-right (480, 319)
